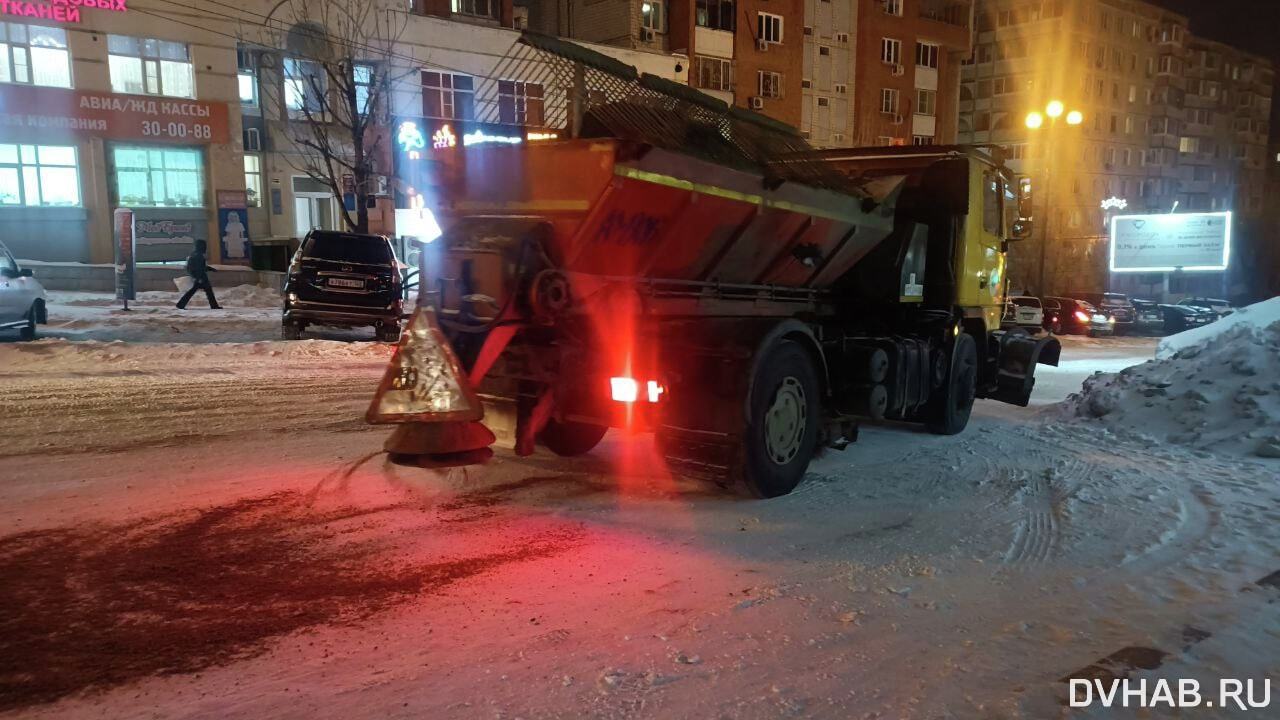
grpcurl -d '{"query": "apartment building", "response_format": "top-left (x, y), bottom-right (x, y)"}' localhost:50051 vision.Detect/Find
top-left (959, 0), bottom-right (1275, 298)
top-left (800, 0), bottom-right (855, 146)
top-left (540, 0), bottom-right (804, 127)
top-left (0, 0), bottom-right (683, 265)
top-left (854, 0), bottom-right (973, 147)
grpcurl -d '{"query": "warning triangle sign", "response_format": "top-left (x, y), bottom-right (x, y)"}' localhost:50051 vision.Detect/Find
top-left (366, 306), bottom-right (484, 424)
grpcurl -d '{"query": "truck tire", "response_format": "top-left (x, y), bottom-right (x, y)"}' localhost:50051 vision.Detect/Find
top-left (925, 333), bottom-right (977, 435)
top-left (740, 340), bottom-right (821, 498)
top-left (539, 419), bottom-right (608, 457)
top-left (282, 322), bottom-right (303, 340)
top-left (377, 324), bottom-right (402, 343)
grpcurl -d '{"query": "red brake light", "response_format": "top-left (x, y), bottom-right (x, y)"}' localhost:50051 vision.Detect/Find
top-left (1074, 310), bottom-right (1090, 323)
top-left (610, 377), bottom-right (638, 403)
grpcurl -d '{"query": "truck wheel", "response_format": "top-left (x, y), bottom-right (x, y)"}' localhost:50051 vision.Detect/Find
top-left (377, 324), bottom-right (401, 343)
top-left (741, 340), bottom-right (821, 498)
top-left (925, 333), bottom-right (977, 436)
top-left (539, 419), bottom-right (608, 457)
top-left (282, 322), bottom-right (302, 340)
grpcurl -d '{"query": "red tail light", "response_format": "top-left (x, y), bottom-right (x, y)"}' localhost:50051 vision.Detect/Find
top-left (1074, 310), bottom-right (1090, 323)
top-left (646, 380), bottom-right (664, 403)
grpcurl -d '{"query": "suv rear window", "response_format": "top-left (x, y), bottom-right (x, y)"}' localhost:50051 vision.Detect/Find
top-left (1012, 297), bottom-right (1041, 308)
top-left (1102, 293), bottom-right (1128, 304)
top-left (304, 233), bottom-right (393, 265)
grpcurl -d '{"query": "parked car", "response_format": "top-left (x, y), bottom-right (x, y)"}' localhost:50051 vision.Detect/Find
top-left (1159, 304), bottom-right (1216, 334)
top-left (1043, 296), bottom-right (1114, 336)
top-left (1006, 295), bottom-right (1044, 332)
top-left (0, 241), bottom-right (47, 341)
top-left (282, 230), bottom-right (404, 342)
top-left (1072, 292), bottom-right (1137, 334)
top-left (1179, 297), bottom-right (1233, 318)
top-left (1129, 298), bottom-right (1166, 335)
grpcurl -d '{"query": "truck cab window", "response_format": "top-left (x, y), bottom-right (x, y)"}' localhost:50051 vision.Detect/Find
top-left (982, 172), bottom-right (1000, 234)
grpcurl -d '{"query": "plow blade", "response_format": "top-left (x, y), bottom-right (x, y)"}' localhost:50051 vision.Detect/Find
top-left (988, 331), bottom-right (1061, 408)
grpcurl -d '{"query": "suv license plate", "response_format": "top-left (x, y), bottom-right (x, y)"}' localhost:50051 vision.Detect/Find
top-left (327, 278), bottom-right (364, 289)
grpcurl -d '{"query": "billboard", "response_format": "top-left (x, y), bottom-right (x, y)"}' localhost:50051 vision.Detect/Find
top-left (1109, 212), bottom-right (1231, 273)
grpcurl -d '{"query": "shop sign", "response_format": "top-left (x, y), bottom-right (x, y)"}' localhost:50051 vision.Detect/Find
top-left (0, 85), bottom-right (229, 144)
top-left (216, 190), bottom-right (250, 266)
top-left (0, 0), bottom-right (128, 24)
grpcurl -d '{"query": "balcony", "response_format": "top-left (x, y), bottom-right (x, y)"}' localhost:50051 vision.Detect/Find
top-left (919, 0), bottom-right (969, 28)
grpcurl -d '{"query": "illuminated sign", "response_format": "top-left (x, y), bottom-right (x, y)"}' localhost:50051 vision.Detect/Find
top-left (526, 132), bottom-right (558, 142)
top-left (2, 0), bottom-right (127, 24)
top-left (432, 124), bottom-right (456, 149)
top-left (1109, 211), bottom-right (1231, 273)
top-left (1100, 197), bottom-right (1128, 211)
top-left (462, 129), bottom-right (521, 146)
top-left (0, 84), bottom-right (228, 143)
top-left (397, 120), bottom-right (426, 159)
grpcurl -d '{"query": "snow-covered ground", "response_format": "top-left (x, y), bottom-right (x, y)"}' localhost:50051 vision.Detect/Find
top-left (0, 295), bottom-right (1277, 719)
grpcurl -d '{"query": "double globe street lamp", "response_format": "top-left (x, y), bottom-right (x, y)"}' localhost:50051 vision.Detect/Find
top-left (1025, 101), bottom-right (1082, 294)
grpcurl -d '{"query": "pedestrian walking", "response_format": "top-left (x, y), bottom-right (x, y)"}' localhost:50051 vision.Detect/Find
top-left (176, 239), bottom-right (222, 309)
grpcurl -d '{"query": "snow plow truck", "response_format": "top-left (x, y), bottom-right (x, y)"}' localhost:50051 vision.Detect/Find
top-left (370, 33), bottom-right (1061, 497)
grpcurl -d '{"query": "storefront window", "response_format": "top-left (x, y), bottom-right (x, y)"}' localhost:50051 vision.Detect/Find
top-left (108, 35), bottom-right (195, 98)
top-left (0, 143), bottom-right (80, 206)
top-left (244, 154), bottom-right (261, 207)
top-left (112, 146), bottom-right (204, 207)
top-left (0, 23), bottom-right (71, 88)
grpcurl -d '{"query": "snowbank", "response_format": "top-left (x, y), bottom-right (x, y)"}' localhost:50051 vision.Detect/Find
top-left (1060, 301), bottom-right (1280, 458)
top-left (1157, 295), bottom-right (1280, 358)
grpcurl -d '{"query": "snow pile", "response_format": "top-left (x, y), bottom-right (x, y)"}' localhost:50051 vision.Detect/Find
top-left (1157, 295), bottom-right (1280, 358)
top-left (1060, 304), bottom-right (1280, 459)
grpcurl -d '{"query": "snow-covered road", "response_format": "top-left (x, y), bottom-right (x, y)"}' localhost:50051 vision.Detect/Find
top-left (1, 293), bottom-right (1277, 719)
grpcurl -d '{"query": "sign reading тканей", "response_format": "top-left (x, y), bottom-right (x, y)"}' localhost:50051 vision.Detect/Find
top-left (0, 0), bottom-right (127, 24)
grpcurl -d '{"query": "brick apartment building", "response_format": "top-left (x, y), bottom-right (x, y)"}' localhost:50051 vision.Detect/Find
top-left (854, 0), bottom-right (973, 147)
top-left (529, 0), bottom-right (805, 127)
top-left (958, 0), bottom-right (1275, 300)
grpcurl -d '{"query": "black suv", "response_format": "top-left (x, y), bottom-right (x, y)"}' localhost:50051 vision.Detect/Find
top-left (1074, 292), bottom-right (1136, 334)
top-left (282, 230), bottom-right (403, 341)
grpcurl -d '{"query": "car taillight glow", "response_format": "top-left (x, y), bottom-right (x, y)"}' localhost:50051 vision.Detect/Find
top-left (1074, 310), bottom-right (1090, 323)
top-left (610, 377), bottom-right (665, 403)
top-left (610, 377), bottom-right (638, 403)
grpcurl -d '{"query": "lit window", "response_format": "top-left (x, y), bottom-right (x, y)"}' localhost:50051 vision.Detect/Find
top-left (451, 0), bottom-right (497, 19)
top-left (284, 58), bottom-right (326, 118)
top-left (0, 143), bottom-right (80, 206)
top-left (422, 71), bottom-right (475, 120)
top-left (641, 0), bottom-right (666, 32)
top-left (353, 63), bottom-right (375, 116)
top-left (237, 47), bottom-right (257, 107)
top-left (0, 22), bottom-right (71, 88)
top-left (244, 154), bottom-right (261, 208)
top-left (108, 35), bottom-right (194, 98)
top-left (112, 146), bottom-right (204, 207)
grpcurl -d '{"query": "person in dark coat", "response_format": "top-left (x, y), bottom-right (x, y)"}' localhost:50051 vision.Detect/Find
top-left (176, 239), bottom-right (222, 309)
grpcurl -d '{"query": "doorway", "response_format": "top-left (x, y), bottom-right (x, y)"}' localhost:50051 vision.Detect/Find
top-left (291, 176), bottom-right (336, 238)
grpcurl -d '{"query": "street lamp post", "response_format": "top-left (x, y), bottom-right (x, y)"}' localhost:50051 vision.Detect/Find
top-left (1025, 102), bottom-right (1082, 294)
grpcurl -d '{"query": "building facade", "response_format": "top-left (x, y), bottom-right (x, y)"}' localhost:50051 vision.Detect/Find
top-left (800, 0), bottom-right (856, 146)
top-left (958, 0), bottom-right (1274, 299)
top-left (853, 0), bottom-right (972, 147)
top-left (0, 0), bottom-right (684, 265)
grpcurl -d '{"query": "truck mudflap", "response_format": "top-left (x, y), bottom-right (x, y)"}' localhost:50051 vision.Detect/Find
top-left (986, 330), bottom-right (1061, 408)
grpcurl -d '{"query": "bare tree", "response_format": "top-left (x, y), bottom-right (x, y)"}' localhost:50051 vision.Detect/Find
top-left (246, 0), bottom-right (408, 233)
